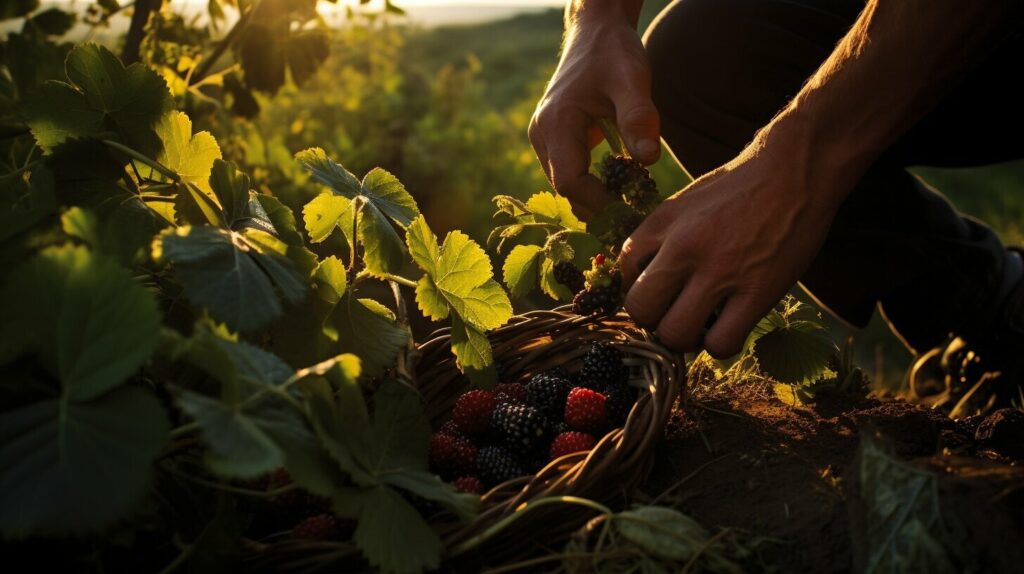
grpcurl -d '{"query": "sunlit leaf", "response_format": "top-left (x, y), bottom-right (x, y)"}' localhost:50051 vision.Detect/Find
top-left (753, 321), bottom-right (837, 385)
top-left (155, 111), bottom-right (221, 194)
top-left (502, 244), bottom-right (543, 298)
top-left (328, 293), bottom-right (408, 377)
top-left (526, 191), bottom-right (584, 231)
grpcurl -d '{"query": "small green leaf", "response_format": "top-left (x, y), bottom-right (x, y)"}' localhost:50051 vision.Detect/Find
top-left (526, 191), bottom-right (584, 231)
top-left (358, 200), bottom-right (406, 276)
top-left (753, 321), bottom-right (838, 385)
top-left (294, 147), bottom-right (362, 196)
top-left (314, 256), bottom-right (347, 303)
top-left (176, 391), bottom-right (284, 478)
top-left (328, 294), bottom-right (409, 377)
top-left (539, 258), bottom-right (572, 301)
top-left (614, 506), bottom-right (710, 562)
top-left (208, 159), bottom-right (250, 226)
top-left (302, 192), bottom-right (353, 244)
top-left (360, 167), bottom-right (419, 227)
top-left (155, 111), bottom-right (222, 194)
top-left (450, 313), bottom-right (493, 372)
top-left (502, 244), bottom-right (543, 299)
top-left (26, 8), bottom-right (77, 36)
top-left (0, 386), bottom-right (169, 538)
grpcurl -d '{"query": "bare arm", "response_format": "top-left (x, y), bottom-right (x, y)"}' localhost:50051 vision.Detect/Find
top-left (529, 0), bottom-right (657, 219)
top-left (620, 0), bottom-right (1023, 358)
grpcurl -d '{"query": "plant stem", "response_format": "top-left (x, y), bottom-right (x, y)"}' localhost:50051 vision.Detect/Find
top-left (169, 421), bottom-right (199, 439)
top-left (451, 496), bottom-right (612, 556)
top-left (380, 273), bottom-right (418, 289)
top-left (599, 119), bottom-right (626, 156)
top-left (122, 0), bottom-right (161, 65)
top-left (102, 140), bottom-right (180, 182)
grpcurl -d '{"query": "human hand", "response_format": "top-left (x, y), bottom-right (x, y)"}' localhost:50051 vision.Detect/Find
top-left (618, 133), bottom-right (850, 358)
top-left (529, 14), bottom-right (660, 220)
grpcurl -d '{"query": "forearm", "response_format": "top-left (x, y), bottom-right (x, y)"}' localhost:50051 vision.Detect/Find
top-left (758, 0), bottom-right (1022, 207)
top-left (565, 0), bottom-right (645, 30)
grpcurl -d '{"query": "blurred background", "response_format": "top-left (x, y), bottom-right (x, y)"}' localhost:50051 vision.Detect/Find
top-left (31, 0), bottom-right (1024, 389)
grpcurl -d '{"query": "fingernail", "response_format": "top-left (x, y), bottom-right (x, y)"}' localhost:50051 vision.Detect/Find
top-left (635, 139), bottom-right (659, 160)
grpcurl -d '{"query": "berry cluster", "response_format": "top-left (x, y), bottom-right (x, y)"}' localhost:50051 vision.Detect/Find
top-left (241, 467), bottom-right (341, 541)
top-left (429, 343), bottom-right (638, 489)
top-left (556, 254), bottom-right (624, 316)
top-left (598, 153), bottom-right (659, 214)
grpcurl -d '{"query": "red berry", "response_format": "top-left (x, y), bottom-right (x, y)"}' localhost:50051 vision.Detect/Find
top-left (292, 514), bottom-right (339, 540)
top-left (429, 432), bottom-right (478, 476)
top-left (594, 253), bottom-right (606, 266)
top-left (452, 390), bottom-right (497, 436)
top-left (549, 431), bottom-right (598, 460)
top-left (439, 419), bottom-right (463, 437)
top-left (494, 382), bottom-right (528, 404)
top-left (564, 387), bottom-right (608, 432)
top-left (452, 476), bottom-right (485, 494)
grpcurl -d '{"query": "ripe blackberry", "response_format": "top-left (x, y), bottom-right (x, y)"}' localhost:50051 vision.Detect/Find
top-left (429, 432), bottom-right (478, 477)
top-left (553, 261), bottom-right (585, 294)
top-left (491, 403), bottom-right (549, 455)
top-left (603, 382), bottom-right (636, 426)
top-left (525, 371), bottom-right (573, 417)
top-left (581, 342), bottom-right (628, 386)
top-left (477, 446), bottom-right (524, 487)
top-left (564, 387), bottom-right (609, 433)
top-left (571, 284), bottom-right (621, 316)
top-left (494, 382), bottom-right (528, 405)
top-left (549, 431), bottom-right (598, 460)
top-left (452, 476), bottom-right (485, 494)
top-left (598, 154), bottom-right (659, 213)
top-left (452, 390), bottom-right (496, 436)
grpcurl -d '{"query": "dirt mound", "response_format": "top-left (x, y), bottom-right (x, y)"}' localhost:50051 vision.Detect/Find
top-left (644, 385), bottom-right (1024, 572)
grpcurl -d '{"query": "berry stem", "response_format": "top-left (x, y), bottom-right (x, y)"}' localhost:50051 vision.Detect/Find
top-left (450, 496), bottom-right (612, 556)
top-left (598, 119), bottom-right (626, 157)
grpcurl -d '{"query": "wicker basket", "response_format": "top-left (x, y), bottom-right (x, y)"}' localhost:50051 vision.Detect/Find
top-left (416, 306), bottom-right (686, 566)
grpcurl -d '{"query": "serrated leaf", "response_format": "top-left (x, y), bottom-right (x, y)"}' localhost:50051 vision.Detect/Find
top-left (355, 382), bottom-right (430, 474)
top-left (415, 275), bottom-right (449, 321)
top-left (154, 226), bottom-right (306, 333)
top-left (614, 506), bottom-right (709, 562)
top-left (358, 199), bottom-right (406, 276)
top-left (406, 215), bottom-right (439, 274)
top-left (256, 193), bottom-right (304, 247)
top-left (502, 244), bottom-right (543, 299)
top-left (405, 216), bottom-right (512, 331)
top-left (314, 256), bottom-right (347, 303)
top-left (526, 191), bottom-right (584, 231)
top-left (177, 391), bottom-right (284, 478)
top-left (360, 167), bottom-right (419, 227)
top-left (743, 310), bottom-right (786, 356)
top-left (0, 245), bottom-right (161, 401)
top-left (295, 147), bottom-right (362, 196)
top-left (156, 111), bottom-right (221, 194)
top-left (0, 386), bottom-right (169, 538)
top-left (753, 321), bottom-right (838, 385)
top-left (25, 43), bottom-right (172, 156)
top-left (381, 469), bottom-right (477, 521)
top-left (328, 293), bottom-right (409, 377)
top-left (450, 313), bottom-right (493, 372)
top-left (342, 486), bottom-right (441, 574)
top-left (302, 192), bottom-right (354, 244)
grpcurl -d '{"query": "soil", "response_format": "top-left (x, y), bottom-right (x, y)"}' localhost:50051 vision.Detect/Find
top-left (643, 379), bottom-right (1024, 573)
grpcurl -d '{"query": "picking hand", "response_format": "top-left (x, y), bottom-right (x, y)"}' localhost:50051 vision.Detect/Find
top-left (529, 15), bottom-right (660, 220)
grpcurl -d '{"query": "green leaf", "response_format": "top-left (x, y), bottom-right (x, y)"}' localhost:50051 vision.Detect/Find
top-left (295, 149), bottom-right (418, 275)
top-left (177, 391), bottom-right (284, 478)
top-left (405, 216), bottom-right (512, 331)
top-left (450, 313), bottom-right (493, 372)
top-left (0, 386), bottom-right (169, 537)
top-left (0, 245), bottom-right (161, 401)
top-left (208, 159), bottom-right (249, 227)
top-left (380, 469), bottom-right (477, 521)
top-left (752, 321), bottom-right (838, 385)
top-left (341, 486), bottom-right (441, 574)
top-left (25, 43), bottom-right (172, 157)
top-left (155, 111), bottom-right (221, 194)
top-left (256, 193), bottom-right (305, 247)
top-left (302, 192), bottom-right (354, 244)
top-left (742, 310), bottom-right (786, 356)
top-left (314, 256), bottom-right (347, 303)
top-left (614, 506), bottom-right (710, 562)
top-left (154, 226), bottom-right (307, 333)
top-left (360, 167), bottom-right (419, 227)
top-left (526, 191), bottom-right (584, 231)
top-left (502, 244), bottom-right (543, 298)
top-left (61, 197), bottom-right (167, 265)
top-left (26, 8), bottom-right (77, 36)
top-left (415, 275), bottom-right (449, 322)
top-left (328, 294), bottom-right (409, 377)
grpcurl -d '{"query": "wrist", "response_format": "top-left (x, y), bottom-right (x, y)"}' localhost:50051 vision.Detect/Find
top-left (566, 0), bottom-right (644, 30)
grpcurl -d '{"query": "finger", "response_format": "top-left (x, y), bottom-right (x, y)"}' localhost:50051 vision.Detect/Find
top-left (622, 247), bottom-right (691, 330)
top-left (544, 108), bottom-right (614, 217)
top-left (619, 212), bottom-right (669, 289)
top-left (653, 275), bottom-right (723, 353)
top-left (611, 80), bottom-right (660, 164)
top-left (587, 124), bottom-right (604, 150)
top-left (528, 114), bottom-right (552, 182)
top-left (703, 292), bottom-right (776, 359)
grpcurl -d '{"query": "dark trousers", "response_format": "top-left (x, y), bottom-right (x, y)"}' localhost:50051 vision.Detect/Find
top-left (643, 0), bottom-right (1024, 353)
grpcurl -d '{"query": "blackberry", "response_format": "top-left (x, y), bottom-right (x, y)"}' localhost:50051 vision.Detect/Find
top-left (553, 261), bottom-right (585, 294)
top-left (525, 371), bottom-right (573, 417)
top-left (581, 342), bottom-right (628, 386)
top-left (477, 446), bottom-right (524, 487)
top-left (571, 285), bottom-right (621, 316)
top-left (491, 403), bottom-right (549, 456)
top-left (598, 154), bottom-right (659, 213)
top-left (603, 382), bottom-right (636, 426)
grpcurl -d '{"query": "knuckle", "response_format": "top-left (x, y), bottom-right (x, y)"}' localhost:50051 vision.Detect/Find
top-left (703, 332), bottom-right (742, 360)
top-left (623, 293), bottom-right (658, 329)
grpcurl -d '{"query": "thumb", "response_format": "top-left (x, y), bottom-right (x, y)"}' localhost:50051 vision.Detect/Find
top-left (613, 87), bottom-right (661, 164)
